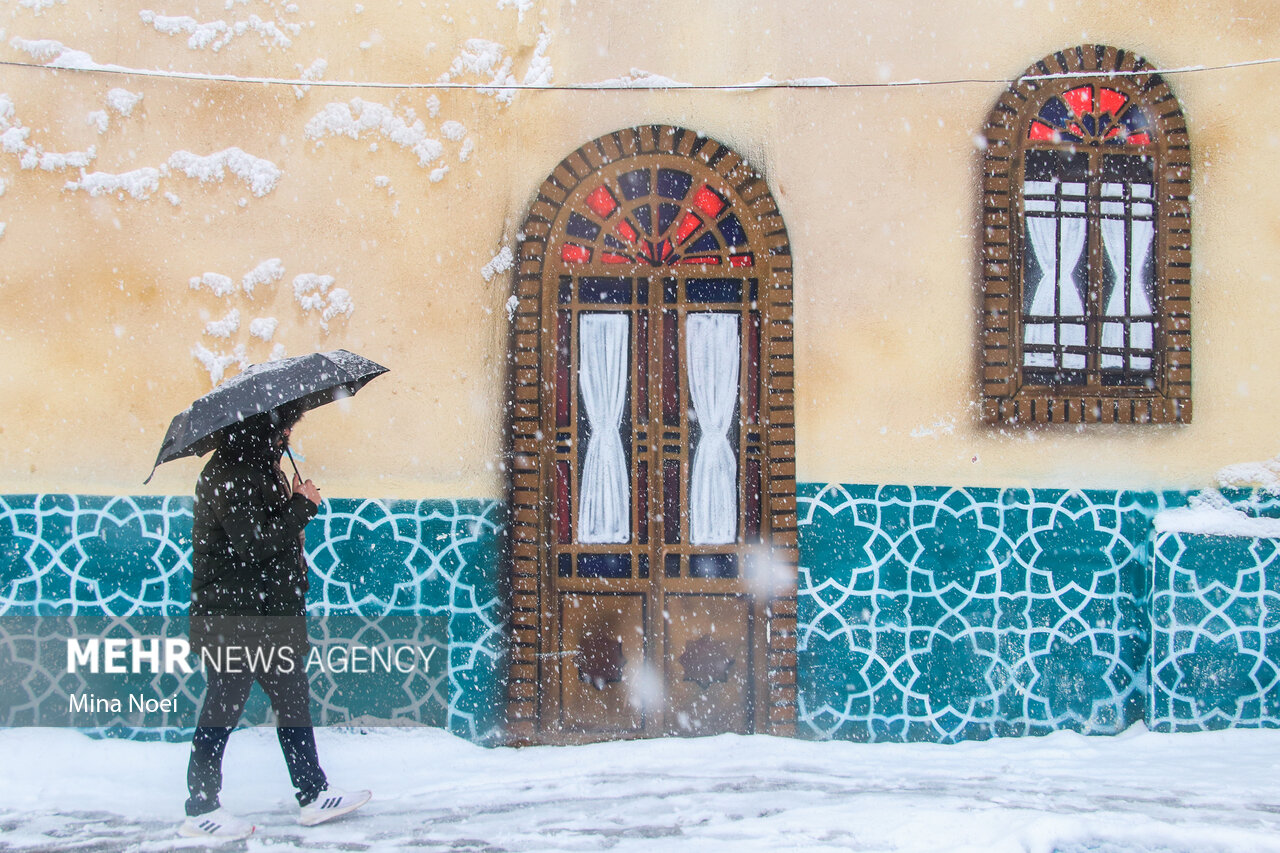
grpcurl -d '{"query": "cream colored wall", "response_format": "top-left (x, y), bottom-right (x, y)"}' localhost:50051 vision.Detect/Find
top-left (0, 0), bottom-right (1276, 499)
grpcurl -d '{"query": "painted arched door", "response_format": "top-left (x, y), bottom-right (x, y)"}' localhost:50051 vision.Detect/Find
top-left (505, 126), bottom-right (797, 744)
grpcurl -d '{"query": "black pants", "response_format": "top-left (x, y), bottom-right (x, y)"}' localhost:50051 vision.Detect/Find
top-left (185, 658), bottom-right (327, 816)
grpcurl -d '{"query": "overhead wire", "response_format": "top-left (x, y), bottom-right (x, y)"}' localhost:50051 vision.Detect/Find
top-left (0, 54), bottom-right (1277, 92)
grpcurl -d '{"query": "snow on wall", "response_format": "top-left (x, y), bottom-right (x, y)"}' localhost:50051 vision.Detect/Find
top-left (17, 0), bottom-right (67, 14)
top-left (166, 147), bottom-right (282, 197)
top-left (185, 261), bottom-right (355, 385)
top-left (437, 27), bottom-right (553, 104)
top-left (304, 99), bottom-right (446, 167)
top-left (138, 5), bottom-right (303, 52)
top-left (480, 246), bottom-right (514, 282)
top-left (1154, 454), bottom-right (1280, 537)
top-left (4, 0), bottom-right (554, 391)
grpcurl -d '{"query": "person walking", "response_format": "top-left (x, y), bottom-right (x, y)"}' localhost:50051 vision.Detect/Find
top-left (179, 404), bottom-right (370, 840)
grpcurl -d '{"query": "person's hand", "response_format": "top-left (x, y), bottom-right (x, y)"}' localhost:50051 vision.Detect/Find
top-left (292, 473), bottom-right (321, 506)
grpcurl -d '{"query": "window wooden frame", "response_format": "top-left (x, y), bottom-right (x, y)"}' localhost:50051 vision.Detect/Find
top-left (981, 45), bottom-right (1192, 425)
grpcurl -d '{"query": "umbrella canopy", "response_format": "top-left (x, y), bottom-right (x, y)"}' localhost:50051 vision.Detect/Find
top-left (145, 349), bottom-right (389, 483)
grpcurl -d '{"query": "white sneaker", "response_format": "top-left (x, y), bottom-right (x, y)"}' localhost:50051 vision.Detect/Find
top-left (178, 807), bottom-right (255, 840)
top-left (298, 787), bottom-right (372, 826)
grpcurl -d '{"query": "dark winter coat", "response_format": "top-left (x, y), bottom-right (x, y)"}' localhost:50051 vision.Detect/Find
top-left (188, 439), bottom-right (317, 660)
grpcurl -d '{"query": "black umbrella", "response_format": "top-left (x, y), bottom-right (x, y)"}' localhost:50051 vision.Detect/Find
top-left (145, 349), bottom-right (389, 483)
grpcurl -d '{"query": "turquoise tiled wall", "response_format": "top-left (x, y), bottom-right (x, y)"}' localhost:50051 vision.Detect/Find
top-left (796, 485), bottom-right (1169, 741)
top-left (1149, 529), bottom-right (1280, 731)
top-left (3, 485), bottom-right (1278, 743)
top-left (0, 495), bottom-right (505, 742)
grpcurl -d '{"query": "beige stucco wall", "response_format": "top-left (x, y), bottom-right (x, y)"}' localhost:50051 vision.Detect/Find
top-left (1, 0), bottom-right (1277, 499)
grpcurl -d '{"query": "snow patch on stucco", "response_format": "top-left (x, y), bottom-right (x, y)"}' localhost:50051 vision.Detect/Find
top-left (293, 274), bottom-right (354, 332)
top-left (138, 8), bottom-right (301, 52)
top-left (87, 91), bottom-right (142, 134)
top-left (18, 0), bottom-right (67, 14)
top-left (438, 28), bottom-right (553, 104)
top-left (192, 342), bottom-right (248, 387)
top-left (249, 317), bottom-right (278, 341)
top-left (107, 88), bottom-right (143, 116)
top-left (305, 99), bottom-right (444, 167)
top-left (189, 272), bottom-right (236, 298)
top-left (480, 246), bottom-right (513, 282)
top-left (242, 258), bottom-right (285, 296)
top-left (293, 58), bottom-right (328, 99)
top-left (595, 68), bottom-right (691, 89)
top-left (64, 168), bottom-right (161, 199)
top-left (0, 92), bottom-right (99, 174)
top-left (204, 309), bottom-right (241, 339)
top-left (497, 0), bottom-right (534, 22)
top-left (9, 36), bottom-right (96, 69)
top-left (523, 26), bottom-right (553, 88)
top-left (167, 148), bottom-right (282, 197)
top-left (187, 260), bottom-right (351, 383)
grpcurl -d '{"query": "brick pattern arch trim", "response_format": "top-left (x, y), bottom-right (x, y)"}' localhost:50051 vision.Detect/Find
top-left (981, 45), bottom-right (1192, 425)
top-left (504, 125), bottom-right (798, 742)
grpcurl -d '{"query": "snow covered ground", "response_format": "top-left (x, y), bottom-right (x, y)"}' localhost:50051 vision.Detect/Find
top-left (1, 725), bottom-right (1278, 852)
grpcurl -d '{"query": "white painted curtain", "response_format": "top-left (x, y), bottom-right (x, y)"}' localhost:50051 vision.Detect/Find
top-left (1100, 182), bottom-right (1155, 370)
top-left (686, 313), bottom-right (740, 546)
top-left (1023, 181), bottom-right (1088, 369)
top-left (577, 313), bottom-right (631, 544)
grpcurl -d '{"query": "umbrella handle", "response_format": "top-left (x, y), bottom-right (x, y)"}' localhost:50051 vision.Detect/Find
top-left (285, 447), bottom-right (303, 483)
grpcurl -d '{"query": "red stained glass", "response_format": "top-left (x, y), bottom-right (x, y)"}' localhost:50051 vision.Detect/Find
top-left (693, 185), bottom-right (726, 218)
top-left (1028, 120), bottom-right (1056, 142)
top-left (556, 310), bottom-right (571, 427)
top-left (557, 173), bottom-right (751, 269)
top-left (1062, 85), bottom-right (1092, 118)
top-left (556, 461), bottom-right (571, 544)
top-left (1099, 88), bottom-right (1127, 116)
top-left (561, 243), bottom-right (591, 264)
top-left (1032, 85), bottom-right (1153, 147)
top-left (675, 212), bottom-right (702, 245)
top-left (613, 220), bottom-right (638, 244)
top-left (585, 185), bottom-right (618, 219)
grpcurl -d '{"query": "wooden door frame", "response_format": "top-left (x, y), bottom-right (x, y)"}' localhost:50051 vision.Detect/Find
top-left (504, 125), bottom-right (798, 745)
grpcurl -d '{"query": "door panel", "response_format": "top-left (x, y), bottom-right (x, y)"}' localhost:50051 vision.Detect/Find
top-left (549, 289), bottom-right (759, 739)
top-left (559, 591), bottom-right (646, 734)
top-left (508, 130), bottom-right (797, 744)
top-left (663, 594), bottom-right (751, 735)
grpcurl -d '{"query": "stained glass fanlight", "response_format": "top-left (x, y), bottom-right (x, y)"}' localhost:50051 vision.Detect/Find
top-left (1028, 85), bottom-right (1153, 146)
top-left (558, 167), bottom-right (755, 269)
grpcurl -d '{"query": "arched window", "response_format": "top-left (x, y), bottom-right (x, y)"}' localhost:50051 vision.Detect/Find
top-left (981, 45), bottom-right (1192, 424)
